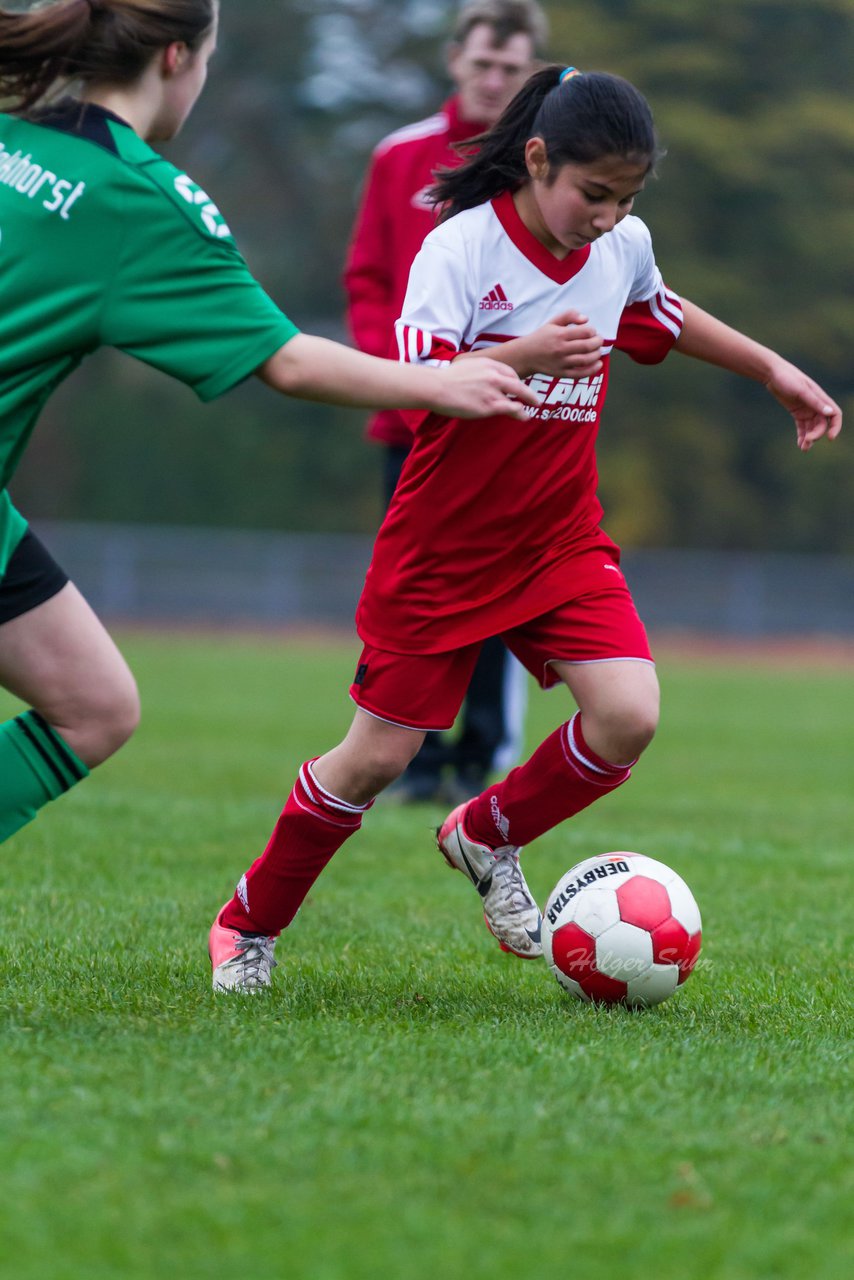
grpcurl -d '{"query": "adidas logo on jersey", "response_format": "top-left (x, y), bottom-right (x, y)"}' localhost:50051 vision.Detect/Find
top-left (479, 283), bottom-right (514, 311)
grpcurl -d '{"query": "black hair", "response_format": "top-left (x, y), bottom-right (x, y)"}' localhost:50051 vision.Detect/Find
top-left (431, 66), bottom-right (661, 220)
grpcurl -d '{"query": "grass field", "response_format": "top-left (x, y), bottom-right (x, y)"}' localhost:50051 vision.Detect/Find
top-left (1, 632), bottom-right (851, 1280)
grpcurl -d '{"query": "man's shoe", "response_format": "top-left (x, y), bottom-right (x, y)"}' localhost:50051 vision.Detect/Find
top-left (381, 772), bottom-right (445, 806)
top-left (437, 803), bottom-right (542, 959)
top-left (209, 905), bottom-right (277, 992)
top-left (437, 768), bottom-right (488, 809)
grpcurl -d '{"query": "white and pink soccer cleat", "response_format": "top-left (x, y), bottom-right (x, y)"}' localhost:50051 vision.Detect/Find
top-left (209, 905), bottom-right (278, 992)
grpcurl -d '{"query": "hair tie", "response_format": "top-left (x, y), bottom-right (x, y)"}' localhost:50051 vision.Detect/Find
top-left (559, 66), bottom-right (583, 83)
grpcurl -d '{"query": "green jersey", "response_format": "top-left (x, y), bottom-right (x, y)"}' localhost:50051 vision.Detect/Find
top-left (0, 102), bottom-right (299, 575)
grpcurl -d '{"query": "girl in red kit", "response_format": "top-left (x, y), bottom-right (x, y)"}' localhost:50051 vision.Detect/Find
top-left (211, 68), bottom-right (841, 991)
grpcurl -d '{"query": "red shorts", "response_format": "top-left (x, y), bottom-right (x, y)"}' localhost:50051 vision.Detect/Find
top-left (349, 583), bottom-right (653, 731)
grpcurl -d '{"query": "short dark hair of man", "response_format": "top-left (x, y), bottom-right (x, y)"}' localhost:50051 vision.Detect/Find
top-left (451, 0), bottom-right (549, 56)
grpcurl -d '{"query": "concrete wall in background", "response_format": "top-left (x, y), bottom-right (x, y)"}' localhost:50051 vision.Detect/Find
top-left (32, 521), bottom-right (854, 637)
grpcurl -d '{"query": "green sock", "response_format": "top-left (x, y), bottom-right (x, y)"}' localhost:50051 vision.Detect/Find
top-left (0, 710), bottom-right (90, 843)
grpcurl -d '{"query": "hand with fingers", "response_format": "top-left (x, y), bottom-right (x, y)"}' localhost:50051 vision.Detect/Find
top-left (513, 309), bottom-right (603, 380)
top-left (763, 359), bottom-right (843, 452)
top-left (440, 357), bottom-right (541, 420)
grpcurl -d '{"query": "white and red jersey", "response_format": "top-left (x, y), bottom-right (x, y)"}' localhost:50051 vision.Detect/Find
top-left (356, 191), bottom-right (683, 655)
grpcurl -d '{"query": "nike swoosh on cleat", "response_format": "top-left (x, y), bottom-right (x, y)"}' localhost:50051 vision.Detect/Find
top-left (526, 921), bottom-right (542, 945)
top-left (460, 847), bottom-right (490, 897)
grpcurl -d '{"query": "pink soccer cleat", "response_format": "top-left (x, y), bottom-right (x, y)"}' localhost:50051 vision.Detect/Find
top-left (209, 905), bottom-right (278, 992)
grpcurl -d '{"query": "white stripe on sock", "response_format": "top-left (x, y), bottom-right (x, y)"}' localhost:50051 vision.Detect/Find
top-left (305, 760), bottom-right (371, 814)
top-left (566, 714), bottom-right (618, 776)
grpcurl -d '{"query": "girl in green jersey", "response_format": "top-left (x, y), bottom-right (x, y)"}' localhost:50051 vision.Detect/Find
top-left (0, 0), bottom-right (535, 845)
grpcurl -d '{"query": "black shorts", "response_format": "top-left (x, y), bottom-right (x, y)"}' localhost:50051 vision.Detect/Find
top-left (0, 529), bottom-right (69, 625)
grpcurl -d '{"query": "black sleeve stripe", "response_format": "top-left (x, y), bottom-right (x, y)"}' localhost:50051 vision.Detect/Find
top-left (28, 710), bottom-right (87, 783)
top-left (15, 715), bottom-right (74, 794)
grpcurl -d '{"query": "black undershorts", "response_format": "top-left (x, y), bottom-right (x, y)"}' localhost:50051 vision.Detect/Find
top-left (0, 529), bottom-right (69, 625)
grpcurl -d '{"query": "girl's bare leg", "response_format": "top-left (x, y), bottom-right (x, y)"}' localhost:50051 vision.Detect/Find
top-left (0, 583), bottom-right (139, 767)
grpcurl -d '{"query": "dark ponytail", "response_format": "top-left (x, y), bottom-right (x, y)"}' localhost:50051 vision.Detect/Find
top-left (0, 0), bottom-right (216, 114)
top-left (432, 66), bottom-right (660, 220)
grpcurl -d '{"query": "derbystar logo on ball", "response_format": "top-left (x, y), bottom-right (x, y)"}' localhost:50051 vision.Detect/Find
top-left (543, 852), bottom-right (702, 1008)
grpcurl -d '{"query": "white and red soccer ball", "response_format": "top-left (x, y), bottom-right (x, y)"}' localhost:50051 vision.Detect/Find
top-left (543, 852), bottom-right (702, 1007)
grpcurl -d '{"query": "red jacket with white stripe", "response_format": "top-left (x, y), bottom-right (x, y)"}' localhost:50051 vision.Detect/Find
top-left (344, 96), bottom-right (489, 447)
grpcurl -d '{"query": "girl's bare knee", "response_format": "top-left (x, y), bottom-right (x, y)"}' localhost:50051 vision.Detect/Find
top-left (101, 676), bottom-right (141, 758)
top-left (585, 699), bottom-right (659, 766)
top-left (621, 708), bottom-right (658, 759)
top-left (612, 701), bottom-right (660, 757)
top-left (315, 712), bottom-right (426, 804)
top-left (360, 738), bottom-right (420, 792)
top-left (58, 671), bottom-right (141, 768)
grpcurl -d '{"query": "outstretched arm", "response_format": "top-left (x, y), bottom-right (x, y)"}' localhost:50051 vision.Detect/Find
top-left (257, 333), bottom-right (538, 421)
top-left (676, 299), bottom-right (842, 451)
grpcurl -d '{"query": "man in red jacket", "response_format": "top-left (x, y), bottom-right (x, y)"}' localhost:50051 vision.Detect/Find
top-left (344, 0), bottom-right (549, 805)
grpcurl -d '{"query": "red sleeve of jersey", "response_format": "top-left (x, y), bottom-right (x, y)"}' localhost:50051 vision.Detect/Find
top-left (393, 320), bottom-right (458, 435)
top-left (394, 324), bottom-right (458, 433)
top-left (394, 324), bottom-right (458, 364)
top-left (343, 151), bottom-right (397, 359)
top-left (615, 286), bottom-right (683, 365)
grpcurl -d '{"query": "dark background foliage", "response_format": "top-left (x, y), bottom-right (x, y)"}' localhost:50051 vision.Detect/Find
top-left (12, 0), bottom-right (853, 550)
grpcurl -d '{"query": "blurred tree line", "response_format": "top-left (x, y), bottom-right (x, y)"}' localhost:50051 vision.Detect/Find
top-left (12, 0), bottom-right (853, 550)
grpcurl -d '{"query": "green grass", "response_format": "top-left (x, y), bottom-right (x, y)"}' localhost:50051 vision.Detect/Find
top-left (1, 633), bottom-right (851, 1280)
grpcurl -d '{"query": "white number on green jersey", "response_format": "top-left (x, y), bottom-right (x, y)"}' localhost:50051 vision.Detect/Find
top-left (173, 173), bottom-right (232, 240)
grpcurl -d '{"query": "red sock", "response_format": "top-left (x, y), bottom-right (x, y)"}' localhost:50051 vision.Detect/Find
top-left (465, 713), bottom-right (634, 850)
top-left (221, 760), bottom-right (371, 936)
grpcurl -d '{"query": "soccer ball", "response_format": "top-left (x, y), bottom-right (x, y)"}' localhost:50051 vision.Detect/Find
top-left (543, 852), bottom-right (702, 1007)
